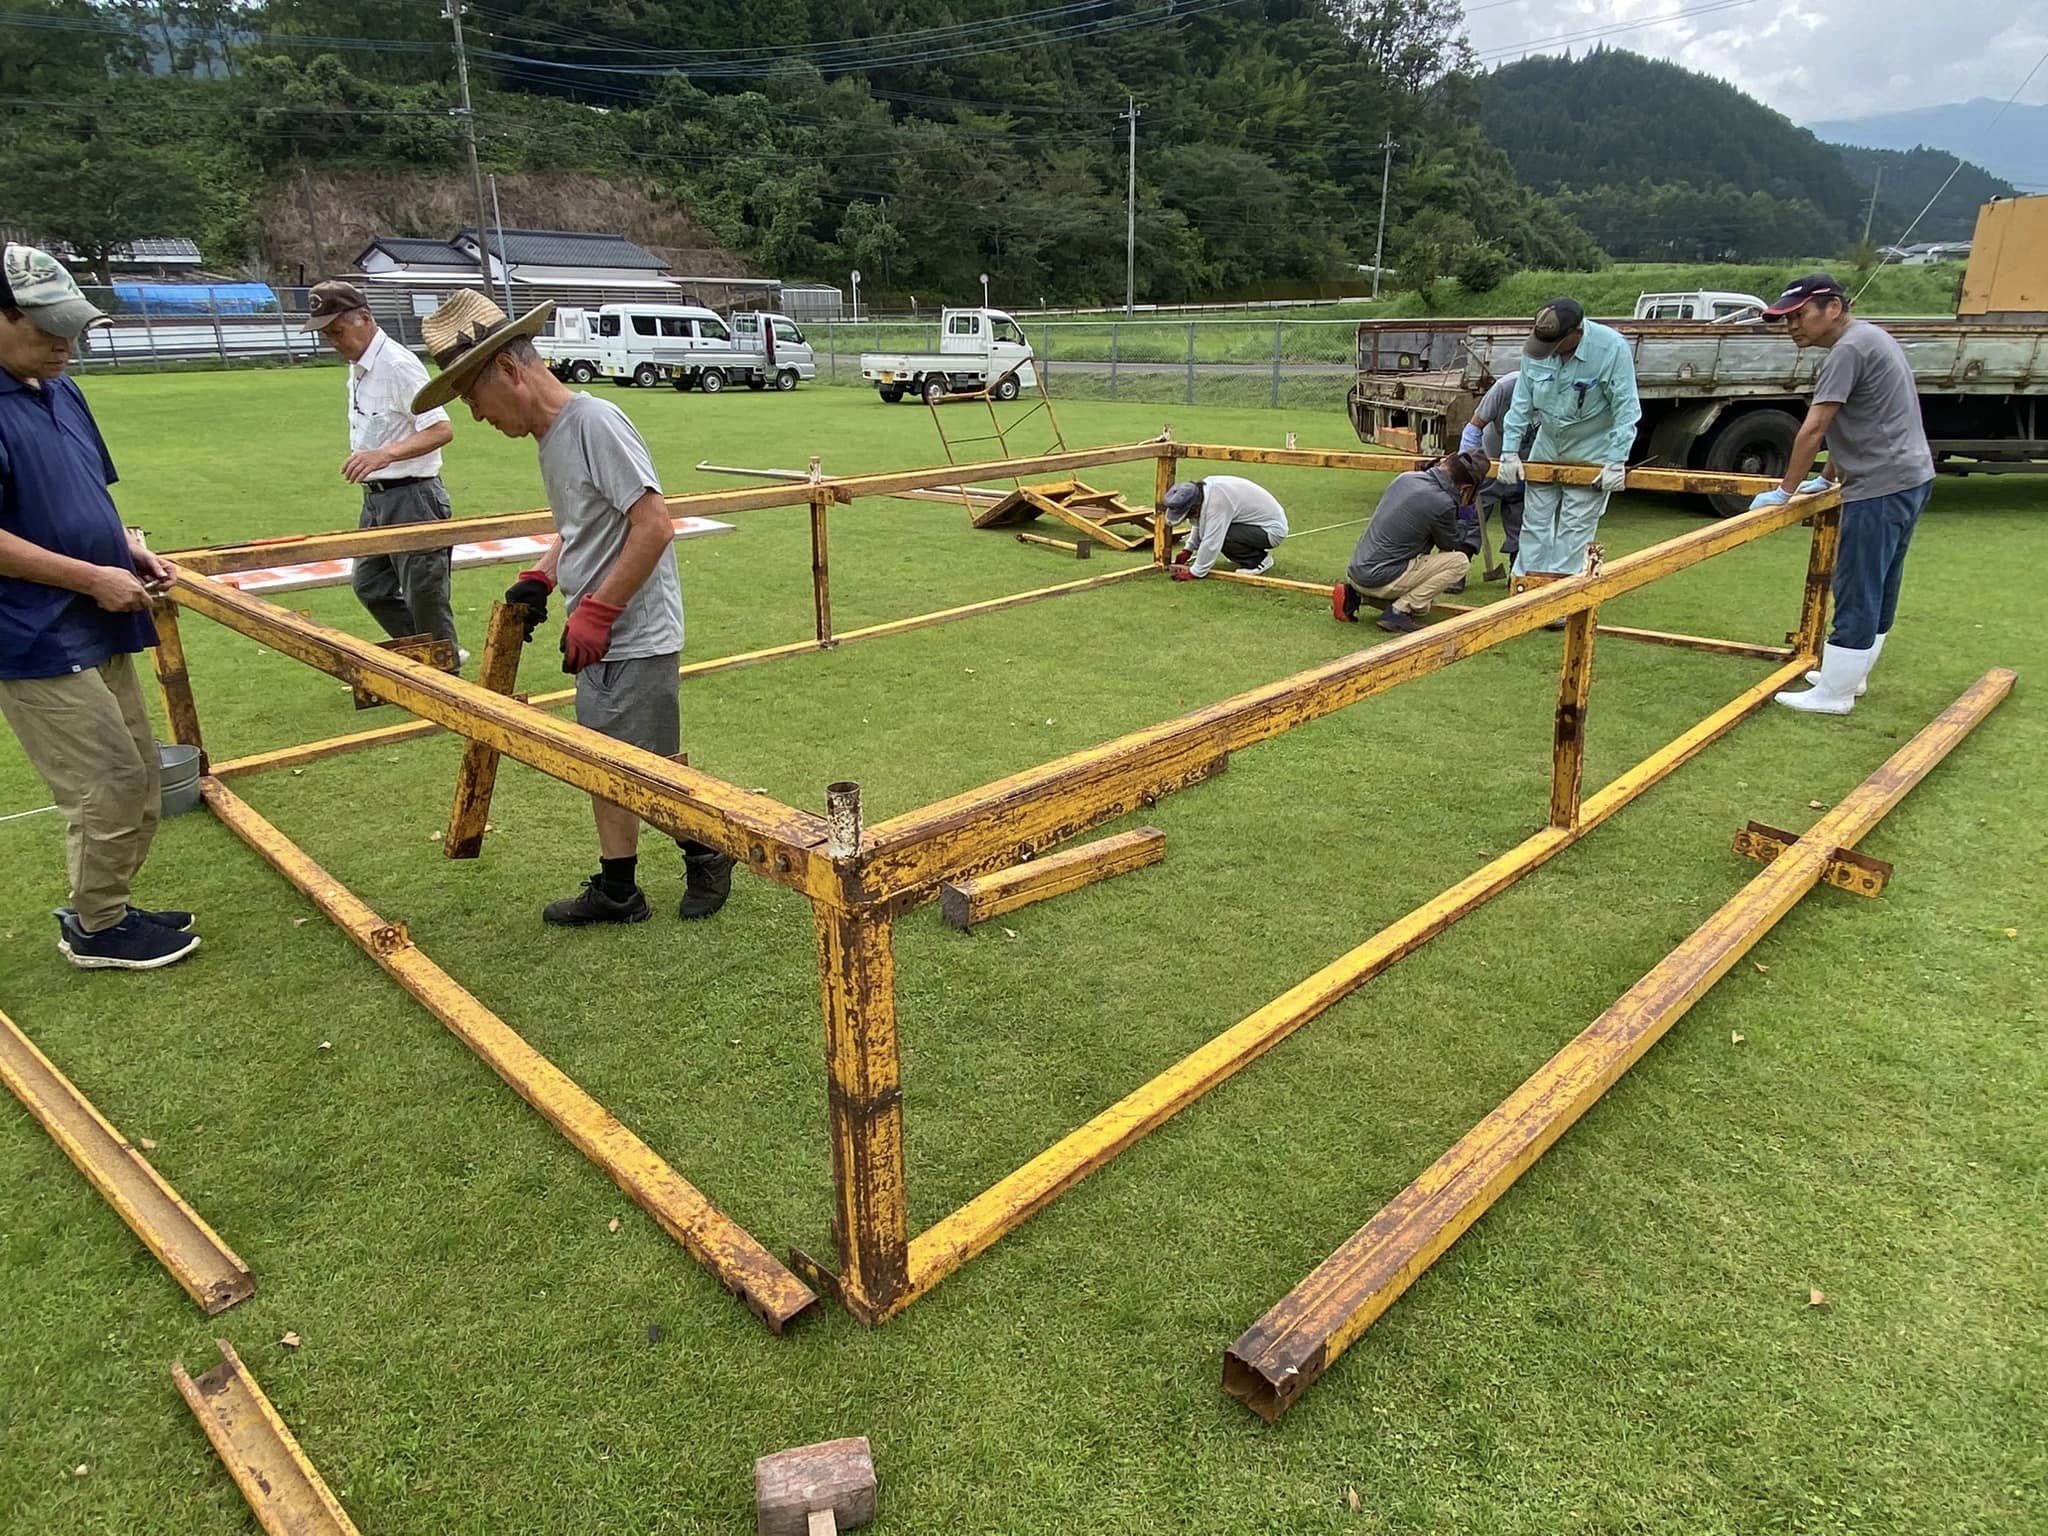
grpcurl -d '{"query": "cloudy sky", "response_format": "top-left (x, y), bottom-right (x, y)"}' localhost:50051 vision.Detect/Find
top-left (1463, 0), bottom-right (2048, 123)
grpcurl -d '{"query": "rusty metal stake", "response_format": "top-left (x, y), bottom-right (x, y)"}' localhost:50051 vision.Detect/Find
top-left (444, 600), bottom-right (528, 858)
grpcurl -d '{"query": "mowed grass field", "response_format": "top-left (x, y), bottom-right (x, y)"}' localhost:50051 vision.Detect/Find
top-left (1, 369), bottom-right (2042, 1536)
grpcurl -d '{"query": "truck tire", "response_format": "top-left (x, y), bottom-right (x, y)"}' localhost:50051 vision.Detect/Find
top-left (699, 368), bottom-right (726, 394)
top-left (775, 368), bottom-right (800, 392)
top-left (921, 374), bottom-right (950, 405)
top-left (568, 361), bottom-right (597, 384)
top-left (1702, 408), bottom-right (1800, 516)
top-left (633, 363), bottom-right (661, 389)
top-left (879, 384), bottom-right (904, 403)
top-left (992, 375), bottom-right (1022, 402)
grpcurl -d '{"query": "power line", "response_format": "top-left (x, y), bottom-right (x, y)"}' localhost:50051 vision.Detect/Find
top-left (1473, 0), bottom-right (1764, 63)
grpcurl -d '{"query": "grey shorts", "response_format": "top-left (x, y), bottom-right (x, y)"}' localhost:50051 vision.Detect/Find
top-left (573, 652), bottom-right (680, 757)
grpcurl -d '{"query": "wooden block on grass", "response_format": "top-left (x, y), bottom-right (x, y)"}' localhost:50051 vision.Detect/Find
top-left (940, 827), bottom-right (1165, 929)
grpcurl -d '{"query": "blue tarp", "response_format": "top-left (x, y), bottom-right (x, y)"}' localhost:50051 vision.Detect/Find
top-left (113, 283), bottom-right (281, 315)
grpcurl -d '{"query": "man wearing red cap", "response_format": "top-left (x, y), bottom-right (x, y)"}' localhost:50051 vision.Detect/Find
top-left (1750, 273), bottom-right (1934, 715)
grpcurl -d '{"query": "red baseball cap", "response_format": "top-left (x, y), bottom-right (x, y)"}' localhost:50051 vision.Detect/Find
top-left (1763, 272), bottom-right (1847, 318)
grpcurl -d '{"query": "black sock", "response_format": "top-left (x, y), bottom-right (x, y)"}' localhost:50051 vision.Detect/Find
top-left (598, 855), bottom-right (639, 898)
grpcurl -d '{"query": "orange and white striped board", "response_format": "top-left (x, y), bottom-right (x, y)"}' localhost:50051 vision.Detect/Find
top-left (216, 516), bottom-right (735, 595)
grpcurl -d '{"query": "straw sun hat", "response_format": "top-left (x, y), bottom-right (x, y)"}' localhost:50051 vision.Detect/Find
top-left (410, 289), bottom-right (556, 412)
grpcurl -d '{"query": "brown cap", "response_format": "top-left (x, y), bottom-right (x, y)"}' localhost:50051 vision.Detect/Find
top-left (1445, 448), bottom-right (1493, 489)
top-left (304, 279), bottom-right (370, 332)
top-left (1524, 297), bottom-right (1585, 359)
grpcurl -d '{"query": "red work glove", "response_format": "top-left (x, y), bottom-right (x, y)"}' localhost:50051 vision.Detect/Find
top-left (1170, 564), bottom-right (1198, 583)
top-left (1173, 547), bottom-right (1193, 566)
top-left (560, 595), bottom-right (624, 673)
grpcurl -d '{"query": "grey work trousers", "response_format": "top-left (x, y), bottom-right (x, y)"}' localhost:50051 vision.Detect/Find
top-left (353, 476), bottom-right (459, 651)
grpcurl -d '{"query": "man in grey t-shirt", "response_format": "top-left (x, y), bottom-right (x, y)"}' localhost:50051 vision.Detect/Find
top-left (411, 290), bottom-right (734, 927)
top-left (1750, 273), bottom-right (1936, 716)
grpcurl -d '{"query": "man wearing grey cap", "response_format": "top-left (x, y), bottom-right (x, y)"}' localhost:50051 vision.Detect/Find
top-left (306, 279), bottom-right (463, 665)
top-left (1494, 297), bottom-right (1640, 587)
top-left (1162, 475), bottom-right (1290, 580)
top-left (0, 243), bottom-right (199, 969)
top-left (1331, 449), bottom-right (1486, 633)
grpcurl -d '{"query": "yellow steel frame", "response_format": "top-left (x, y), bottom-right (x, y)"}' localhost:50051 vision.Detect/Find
top-left (148, 439), bottom-right (1839, 1329)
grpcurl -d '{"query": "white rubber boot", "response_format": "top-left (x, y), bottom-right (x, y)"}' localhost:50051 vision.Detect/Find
top-left (1777, 642), bottom-right (1877, 715)
top-left (1804, 631), bottom-right (1884, 696)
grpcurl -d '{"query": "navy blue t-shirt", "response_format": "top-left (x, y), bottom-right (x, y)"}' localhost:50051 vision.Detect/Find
top-left (0, 369), bottom-right (156, 680)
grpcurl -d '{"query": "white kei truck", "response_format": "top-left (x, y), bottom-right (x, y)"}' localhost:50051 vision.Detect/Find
top-left (537, 304), bottom-right (817, 392)
top-left (860, 307), bottom-right (1038, 403)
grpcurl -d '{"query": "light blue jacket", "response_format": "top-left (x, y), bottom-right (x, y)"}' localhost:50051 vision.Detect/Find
top-left (1500, 319), bottom-right (1642, 468)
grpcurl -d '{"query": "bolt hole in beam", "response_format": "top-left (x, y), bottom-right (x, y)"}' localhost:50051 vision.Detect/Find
top-left (1222, 669), bottom-right (2016, 1422)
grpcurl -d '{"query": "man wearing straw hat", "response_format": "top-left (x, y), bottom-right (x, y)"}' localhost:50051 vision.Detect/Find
top-left (0, 243), bottom-right (199, 969)
top-left (412, 289), bottom-right (733, 927)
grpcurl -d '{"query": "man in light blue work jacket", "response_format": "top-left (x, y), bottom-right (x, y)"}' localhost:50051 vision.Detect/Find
top-left (1494, 298), bottom-right (1641, 583)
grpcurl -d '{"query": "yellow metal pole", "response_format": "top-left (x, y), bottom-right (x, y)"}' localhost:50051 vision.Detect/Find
top-left (1550, 607), bottom-right (1598, 829)
top-left (148, 597), bottom-right (207, 771)
top-left (173, 1340), bottom-right (361, 1536)
top-left (810, 484), bottom-right (835, 646)
top-left (1153, 442), bottom-right (1176, 566)
top-left (1792, 500), bottom-right (1842, 660)
top-left (444, 600), bottom-right (529, 858)
top-left (1223, 667), bottom-right (2016, 1422)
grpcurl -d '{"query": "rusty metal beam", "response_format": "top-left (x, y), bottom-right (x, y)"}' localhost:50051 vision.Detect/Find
top-left (170, 571), bottom-right (834, 899)
top-left (1222, 668), bottom-right (2015, 1422)
top-left (940, 827), bottom-right (1166, 930)
top-left (857, 491), bottom-right (1839, 902)
top-left (443, 601), bottom-right (527, 858)
top-left (0, 1007), bottom-right (252, 1315)
top-left (1174, 442), bottom-right (1781, 497)
top-left (893, 656), bottom-right (1814, 1318)
top-left (148, 598), bottom-right (208, 770)
top-left (1733, 821), bottom-right (1892, 898)
top-left (1550, 607), bottom-right (1598, 828)
top-left (810, 483), bottom-right (835, 646)
top-left (173, 1339), bottom-right (360, 1536)
top-left (201, 777), bottom-right (817, 1331)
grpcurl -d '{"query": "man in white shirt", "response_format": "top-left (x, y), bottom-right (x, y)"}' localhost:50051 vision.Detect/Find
top-left (1162, 475), bottom-right (1290, 580)
top-left (307, 280), bottom-right (462, 663)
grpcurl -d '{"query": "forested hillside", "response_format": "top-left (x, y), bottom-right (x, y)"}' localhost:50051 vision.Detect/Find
top-left (1830, 145), bottom-right (2013, 244)
top-left (3, 0), bottom-right (1602, 303)
top-left (1479, 47), bottom-right (2011, 260)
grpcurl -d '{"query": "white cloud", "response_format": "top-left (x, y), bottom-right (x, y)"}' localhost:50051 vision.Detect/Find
top-left (1464, 0), bottom-right (2048, 122)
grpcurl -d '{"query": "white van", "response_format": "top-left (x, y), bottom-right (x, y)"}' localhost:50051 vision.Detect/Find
top-left (593, 303), bottom-right (818, 392)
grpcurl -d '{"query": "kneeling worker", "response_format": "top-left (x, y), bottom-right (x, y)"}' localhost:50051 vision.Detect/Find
top-left (1331, 449), bottom-right (1487, 632)
top-left (1163, 475), bottom-right (1289, 580)
top-left (412, 291), bottom-right (734, 927)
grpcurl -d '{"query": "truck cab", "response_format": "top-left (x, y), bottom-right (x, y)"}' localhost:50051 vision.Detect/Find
top-left (861, 307), bottom-right (1037, 404)
top-left (1635, 290), bottom-right (1769, 324)
top-left (725, 311), bottom-right (818, 391)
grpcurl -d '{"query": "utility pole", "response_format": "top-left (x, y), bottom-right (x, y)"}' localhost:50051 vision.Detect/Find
top-left (444, 0), bottom-right (495, 292)
top-left (488, 173), bottom-right (516, 316)
top-left (1372, 132), bottom-right (1397, 301)
top-left (1860, 163), bottom-right (1883, 247)
top-left (1123, 94), bottom-right (1139, 314)
top-left (298, 164), bottom-right (323, 279)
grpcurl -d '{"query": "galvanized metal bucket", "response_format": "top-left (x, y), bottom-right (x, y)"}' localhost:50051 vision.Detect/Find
top-left (158, 743), bottom-right (203, 817)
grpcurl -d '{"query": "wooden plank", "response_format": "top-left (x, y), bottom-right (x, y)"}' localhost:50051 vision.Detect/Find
top-left (201, 778), bottom-right (818, 1332)
top-left (443, 602), bottom-right (528, 859)
top-left (1221, 669), bottom-right (2015, 1422)
top-left (857, 492), bottom-right (1837, 902)
top-left (892, 657), bottom-right (1814, 1318)
top-left (0, 1007), bottom-right (253, 1315)
top-left (173, 1340), bottom-right (361, 1536)
top-left (169, 571), bottom-right (833, 899)
top-left (1549, 607), bottom-right (1598, 828)
top-left (940, 827), bottom-right (1165, 929)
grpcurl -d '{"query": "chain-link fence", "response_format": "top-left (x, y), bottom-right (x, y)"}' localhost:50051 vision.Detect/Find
top-left (809, 317), bottom-right (1357, 411)
top-left (64, 288), bottom-right (1362, 412)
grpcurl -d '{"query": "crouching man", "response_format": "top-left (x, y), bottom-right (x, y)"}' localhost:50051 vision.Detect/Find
top-left (1162, 475), bottom-right (1289, 580)
top-left (413, 291), bottom-right (733, 926)
top-left (1331, 449), bottom-right (1487, 633)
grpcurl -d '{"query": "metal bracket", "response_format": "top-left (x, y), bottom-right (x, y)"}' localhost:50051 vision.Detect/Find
top-left (1732, 821), bottom-right (1892, 897)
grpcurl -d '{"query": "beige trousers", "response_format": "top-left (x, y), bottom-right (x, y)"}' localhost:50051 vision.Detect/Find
top-left (0, 652), bottom-right (160, 931)
top-left (1350, 549), bottom-right (1471, 616)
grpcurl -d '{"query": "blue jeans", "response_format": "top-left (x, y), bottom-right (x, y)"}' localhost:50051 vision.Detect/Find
top-left (1830, 481), bottom-right (1931, 650)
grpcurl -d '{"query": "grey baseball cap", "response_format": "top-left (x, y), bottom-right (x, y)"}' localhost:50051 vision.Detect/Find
top-left (1163, 481), bottom-right (1203, 520)
top-left (1, 243), bottom-right (110, 339)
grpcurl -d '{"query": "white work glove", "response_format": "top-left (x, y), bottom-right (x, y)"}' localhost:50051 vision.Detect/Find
top-left (1598, 462), bottom-right (1626, 493)
top-left (1795, 474), bottom-right (1831, 495)
top-left (1749, 487), bottom-right (1791, 511)
top-left (1496, 453), bottom-right (1524, 486)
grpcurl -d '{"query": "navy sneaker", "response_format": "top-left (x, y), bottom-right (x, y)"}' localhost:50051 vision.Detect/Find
top-left (55, 910), bottom-right (200, 971)
top-left (543, 875), bottom-right (651, 927)
top-left (55, 904), bottom-right (194, 934)
top-left (1376, 608), bottom-right (1424, 634)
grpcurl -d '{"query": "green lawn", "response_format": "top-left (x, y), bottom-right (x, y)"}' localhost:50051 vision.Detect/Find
top-left (1, 372), bottom-right (2042, 1536)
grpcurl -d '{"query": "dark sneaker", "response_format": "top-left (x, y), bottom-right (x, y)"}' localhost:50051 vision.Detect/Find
top-left (1446, 577), bottom-right (1467, 594)
top-left (678, 848), bottom-right (734, 920)
top-left (1376, 608), bottom-right (1424, 634)
top-left (1330, 581), bottom-right (1360, 623)
top-left (56, 904), bottom-right (194, 934)
top-left (543, 876), bottom-right (651, 927)
top-left (55, 910), bottom-right (200, 970)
